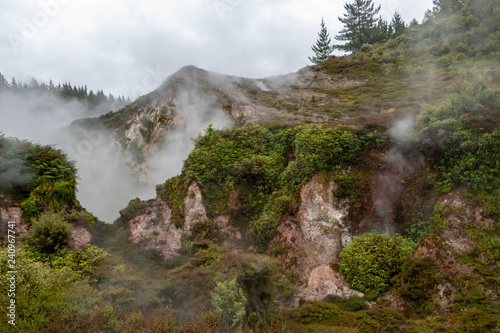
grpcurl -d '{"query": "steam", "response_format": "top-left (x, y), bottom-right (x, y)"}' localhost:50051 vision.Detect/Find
top-left (147, 86), bottom-right (234, 196)
top-left (255, 80), bottom-right (270, 91)
top-left (0, 150), bottom-right (32, 190)
top-left (0, 68), bottom-right (235, 222)
top-left (390, 115), bottom-right (414, 141)
top-left (56, 125), bottom-right (141, 222)
top-left (70, 68), bottom-right (234, 221)
top-left (0, 88), bottom-right (102, 143)
top-left (0, 86), bottom-right (131, 221)
top-left (367, 115), bottom-right (420, 234)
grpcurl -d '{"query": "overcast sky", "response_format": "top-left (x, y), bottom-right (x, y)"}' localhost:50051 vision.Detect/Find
top-left (1, 0), bottom-right (433, 98)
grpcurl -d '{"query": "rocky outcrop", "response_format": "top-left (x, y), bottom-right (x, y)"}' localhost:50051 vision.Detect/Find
top-left (128, 181), bottom-right (210, 258)
top-left (183, 182), bottom-right (207, 234)
top-left (69, 225), bottom-right (92, 249)
top-left (273, 173), bottom-right (362, 304)
top-left (391, 191), bottom-right (500, 310)
top-left (0, 199), bottom-right (92, 250)
top-left (0, 205), bottom-right (26, 239)
top-left (128, 197), bottom-right (182, 258)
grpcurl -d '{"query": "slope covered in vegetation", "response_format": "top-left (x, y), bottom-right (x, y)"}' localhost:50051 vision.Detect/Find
top-left (1, 0), bottom-right (499, 331)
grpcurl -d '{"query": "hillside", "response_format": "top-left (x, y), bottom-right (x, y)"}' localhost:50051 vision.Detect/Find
top-left (1, 0), bottom-right (500, 331)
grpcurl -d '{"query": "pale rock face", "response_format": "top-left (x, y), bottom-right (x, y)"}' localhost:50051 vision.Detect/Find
top-left (303, 265), bottom-right (362, 300)
top-left (128, 181), bottom-right (208, 258)
top-left (128, 197), bottom-right (182, 258)
top-left (0, 206), bottom-right (26, 236)
top-left (440, 193), bottom-right (475, 252)
top-left (183, 182), bottom-right (207, 235)
top-left (298, 175), bottom-right (352, 257)
top-left (274, 173), bottom-right (361, 304)
top-left (69, 226), bottom-right (92, 249)
top-left (214, 215), bottom-right (242, 249)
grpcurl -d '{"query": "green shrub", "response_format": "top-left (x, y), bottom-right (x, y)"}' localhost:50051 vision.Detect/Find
top-left (69, 212), bottom-right (96, 227)
top-left (157, 175), bottom-right (185, 227)
top-left (217, 253), bottom-right (282, 321)
top-left (247, 191), bottom-right (295, 252)
top-left (47, 245), bottom-right (108, 276)
top-left (405, 220), bottom-right (431, 243)
top-left (414, 116), bottom-right (500, 219)
top-left (211, 276), bottom-right (247, 327)
top-left (323, 295), bottom-right (368, 312)
top-left (393, 257), bottom-right (438, 304)
top-left (340, 232), bottom-right (415, 293)
top-left (295, 301), bottom-right (341, 324)
top-left (0, 246), bottom-right (77, 331)
top-left (190, 219), bottom-right (222, 242)
top-left (191, 243), bottom-right (225, 267)
top-left (279, 125), bottom-right (360, 188)
top-left (26, 212), bottom-right (72, 253)
top-left (418, 74), bottom-right (499, 130)
top-left (118, 197), bottom-right (142, 222)
top-left (457, 308), bottom-right (500, 332)
top-left (20, 195), bottom-right (43, 220)
top-left (333, 174), bottom-right (360, 200)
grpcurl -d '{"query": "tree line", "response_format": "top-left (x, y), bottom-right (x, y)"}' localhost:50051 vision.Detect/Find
top-left (309, 0), bottom-right (417, 64)
top-left (0, 72), bottom-right (130, 113)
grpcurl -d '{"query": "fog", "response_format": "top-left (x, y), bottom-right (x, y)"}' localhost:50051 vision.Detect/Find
top-left (147, 79), bottom-right (234, 196)
top-left (0, 75), bottom-right (235, 222)
top-left (0, 87), bottom-right (127, 220)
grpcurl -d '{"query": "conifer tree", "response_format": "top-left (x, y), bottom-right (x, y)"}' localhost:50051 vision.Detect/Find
top-left (391, 11), bottom-right (406, 37)
top-left (309, 18), bottom-right (334, 64)
top-left (372, 17), bottom-right (392, 43)
top-left (335, 0), bottom-right (381, 53)
top-left (0, 73), bottom-right (8, 89)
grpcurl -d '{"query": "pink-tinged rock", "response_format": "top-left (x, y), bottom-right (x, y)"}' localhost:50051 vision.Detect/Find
top-left (70, 225), bottom-right (92, 249)
top-left (184, 182), bottom-right (207, 235)
top-left (273, 173), bottom-right (361, 304)
top-left (0, 207), bottom-right (27, 236)
top-left (302, 265), bottom-right (363, 301)
top-left (128, 197), bottom-right (182, 259)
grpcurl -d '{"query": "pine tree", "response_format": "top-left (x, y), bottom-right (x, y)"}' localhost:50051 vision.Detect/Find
top-left (335, 0), bottom-right (381, 53)
top-left (409, 18), bottom-right (419, 28)
top-left (432, 0), bottom-right (463, 15)
top-left (391, 11), bottom-right (406, 37)
top-left (372, 17), bottom-right (392, 43)
top-left (309, 18), bottom-right (334, 64)
top-left (0, 73), bottom-right (8, 89)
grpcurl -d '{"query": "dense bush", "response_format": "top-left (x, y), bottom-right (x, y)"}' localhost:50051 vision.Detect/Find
top-left (418, 74), bottom-right (499, 130)
top-left (216, 252), bottom-right (288, 321)
top-left (393, 256), bottom-right (438, 304)
top-left (190, 219), bottom-right (222, 243)
top-left (26, 212), bottom-right (73, 253)
top-left (0, 246), bottom-right (77, 331)
top-left (157, 175), bottom-right (185, 227)
top-left (323, 295), bottom-right (368, 312)
top-left (405, 220), bottom-right (431, 243)
top-left (191, 243), bottom-right (225, 267)
top-left (415, 118), bottom-right (500, 217)
top-left (118, 197), bottom-right (142, 222)
top-left (279, 125), bottom-right (360, 188)
top-left (211, 276), bottom-right (248, 327)
top-left (294, 301), bottom-right (342, 324)
top-left (0, 135), bottom-right (79, 219)
top-left (340, 233), bottom-right (415, 293)
top-left (44, 245), bottom-right (108, 276)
